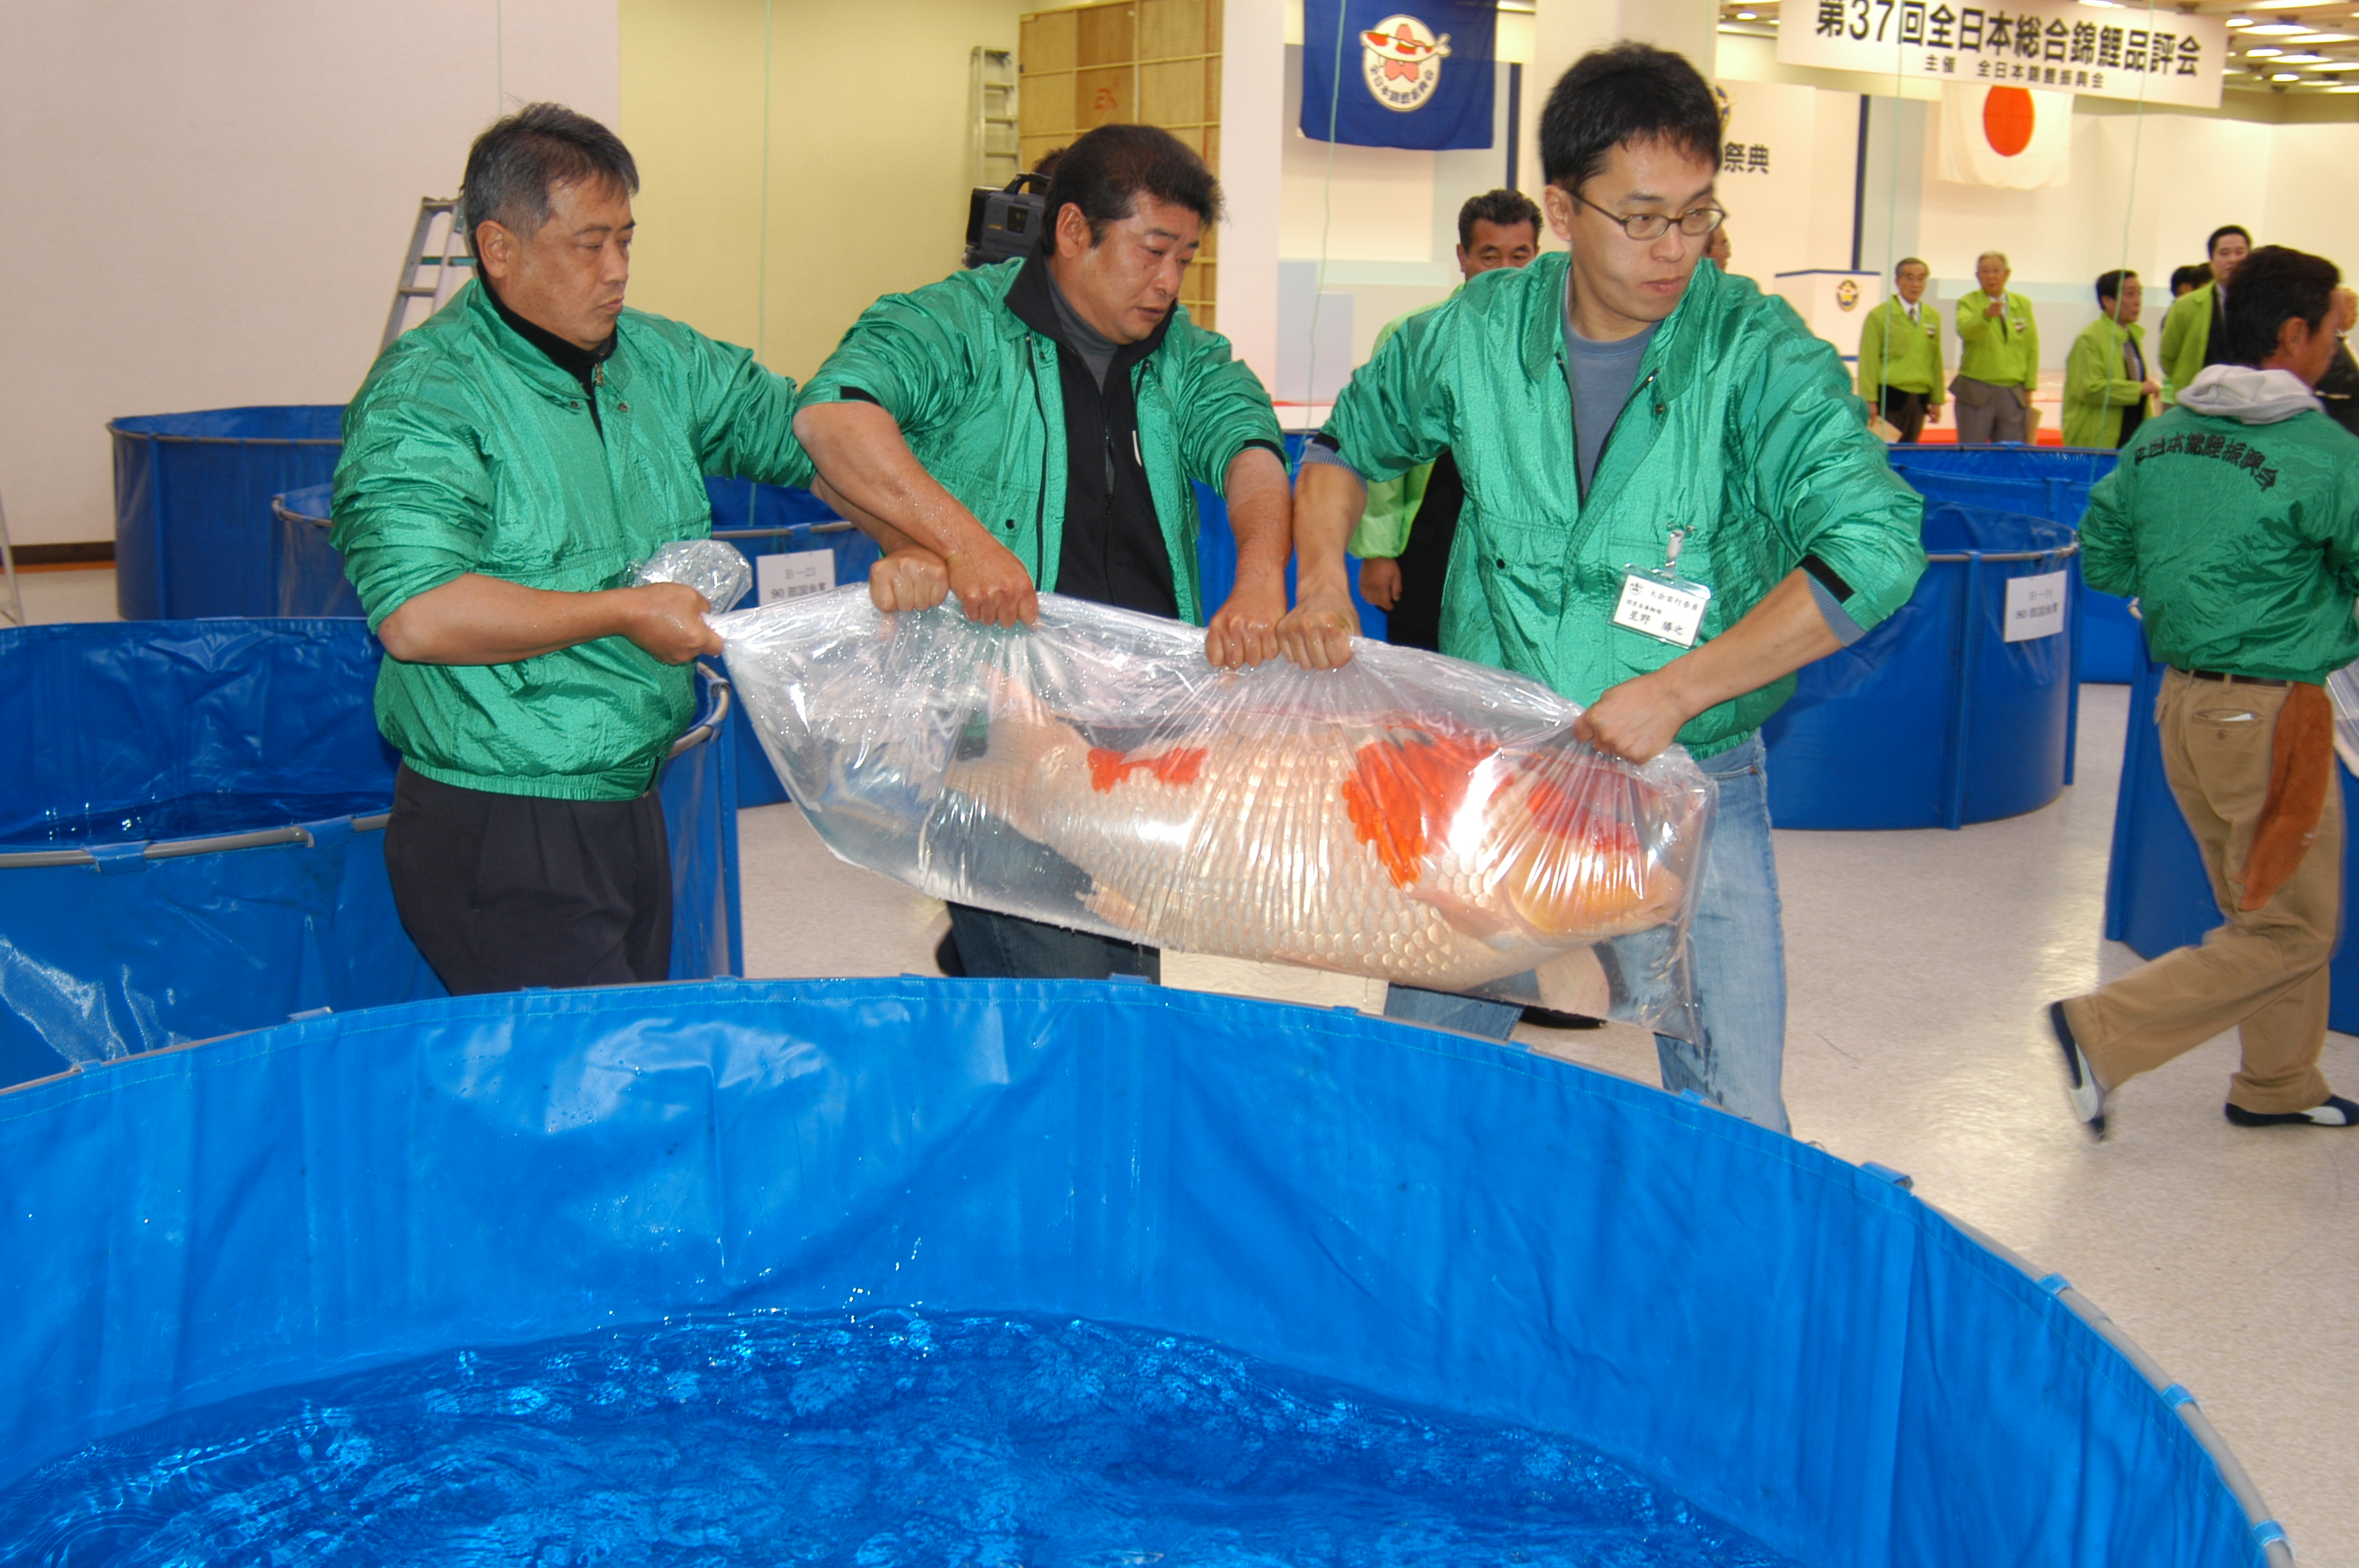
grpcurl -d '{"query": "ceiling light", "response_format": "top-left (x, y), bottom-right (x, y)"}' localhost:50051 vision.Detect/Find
top-left (2308, 57), bottom-right (2359, 67)
top-left (2245, 45), bottom-right (2284, 54)
top-left (2285, 31), bottom-right (2359, 40)
top-left (2327, 83), bottom-right (2359, 91)
top-left (2226, 13), bottom-right (2255, 24)
top-left (2248, 0), bottom-right (2335, 10)
top-left (2271, 70), bottom-right (2305, 78)
top-left (2272, 52), bottom-right (2330, 60)
top-left (2243, 21), bottom-right (2314, 31)
top-left (1734, 8), bottom-right (1757, 16)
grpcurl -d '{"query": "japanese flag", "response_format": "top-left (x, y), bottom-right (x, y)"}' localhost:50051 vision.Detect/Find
top-left (1937, 83), bottom-right (2071, 189)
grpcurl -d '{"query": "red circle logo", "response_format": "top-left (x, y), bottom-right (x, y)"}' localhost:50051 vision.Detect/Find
top-left (1983, 86), bottom-right (2035, 157)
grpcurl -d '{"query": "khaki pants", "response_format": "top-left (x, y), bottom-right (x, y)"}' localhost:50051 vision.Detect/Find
top-left (2065, 670), bottom-right (2341, 1113)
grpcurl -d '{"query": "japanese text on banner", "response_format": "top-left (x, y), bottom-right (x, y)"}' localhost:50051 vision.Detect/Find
top-left (1778, 0), bottom-right (2225, 110)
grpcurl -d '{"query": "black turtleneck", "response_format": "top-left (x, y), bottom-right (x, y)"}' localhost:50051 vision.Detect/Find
top-left (483, 278), bottom-right (619, 435)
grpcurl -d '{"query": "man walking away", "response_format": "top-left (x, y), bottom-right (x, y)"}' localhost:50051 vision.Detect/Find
top-left (2048, 246), bottom-right (2359, 1137)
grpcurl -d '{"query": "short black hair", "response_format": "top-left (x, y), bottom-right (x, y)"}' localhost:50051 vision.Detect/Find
top-left (1043, 124), bottom-right (1220, 246)
top-left (2171, 263), bottom-right (2212, 294)
top-left (460, 103), bottom-right (638, 259)
top-left (1894, 256), bottom-right (1928, 279)
top-left (2223, 245), bottom-right (2339, 366)
top-left (2207, 225), bottom-right (2252, 259)
top-left (1457, 189), bottom-right (1542, 250)
top-left (2095, 269), bottom-right (2137, 307)
top-left (1538, 44), bottom-right (1721, 192)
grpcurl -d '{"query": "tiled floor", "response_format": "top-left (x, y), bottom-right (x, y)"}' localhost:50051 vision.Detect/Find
top-left (24, 566), bottom-right (2354, 1560)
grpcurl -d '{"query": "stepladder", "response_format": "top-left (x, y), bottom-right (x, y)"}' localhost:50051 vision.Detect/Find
top-left (382, 198), bottom-right (471, 352)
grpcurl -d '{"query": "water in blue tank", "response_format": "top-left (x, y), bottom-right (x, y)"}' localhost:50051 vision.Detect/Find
top-left (0, 1312), bottom-right (1797, 1566)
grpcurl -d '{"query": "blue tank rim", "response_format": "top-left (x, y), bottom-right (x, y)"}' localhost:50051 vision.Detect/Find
top-left (0, 976), bottom-right (2293, 1564)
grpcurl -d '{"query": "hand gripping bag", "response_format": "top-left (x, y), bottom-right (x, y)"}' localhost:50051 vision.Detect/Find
top-left (714, 590), bottom-right (1715, 1038)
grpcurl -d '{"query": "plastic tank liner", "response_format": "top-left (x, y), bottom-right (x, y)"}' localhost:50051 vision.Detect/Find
top-left (0, 980), bottom-right (2288, 1566)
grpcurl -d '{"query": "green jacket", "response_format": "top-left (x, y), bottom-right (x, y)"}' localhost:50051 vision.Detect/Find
top-left (2157, 282), bottom-right (2219, 405)
top-left (1856, 296), bottom-right (1946, 405)
top-left (1347, 297), bottom-right (1450, 561)
top-left (1954, 289), bottom-right (2039, 390)
top-left (2081, 395), bottom-right (2359, 683)
top-left (333, 280), bottom-right (812, 800)
top-left (2062, 316), bottom-right (2151, 449)
top-left (799, 256), bottom-right (1282, 626)
top-left (1321, 252), bottom-right (1927, 757)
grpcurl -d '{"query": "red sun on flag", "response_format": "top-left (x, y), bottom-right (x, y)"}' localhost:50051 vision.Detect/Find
top-left (1982, 86), bottom-right (2035, 157)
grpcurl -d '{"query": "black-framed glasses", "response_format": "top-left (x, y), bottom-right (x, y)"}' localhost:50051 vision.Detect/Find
top-left (1571, 189), bottom-right (1725, 241)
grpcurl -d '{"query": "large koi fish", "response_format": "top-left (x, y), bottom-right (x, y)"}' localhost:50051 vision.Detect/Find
top-left (715, 590), bottom-right (1714, 1029)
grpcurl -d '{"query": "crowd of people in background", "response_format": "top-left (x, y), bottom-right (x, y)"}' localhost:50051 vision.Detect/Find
top-left (1851, 223), bottom-right (2359, 450)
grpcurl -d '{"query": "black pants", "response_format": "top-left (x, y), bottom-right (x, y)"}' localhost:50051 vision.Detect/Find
top-left (1877, 387), bottom-right (1930, 444)
top-left (1385, 448), bottom-right (1464, 653)
top-left (384, 764), bottom-right (672, 996)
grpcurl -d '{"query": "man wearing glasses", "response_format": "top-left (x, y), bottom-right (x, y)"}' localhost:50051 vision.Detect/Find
top-left (1278, 44), bottom-right (1925, 1134)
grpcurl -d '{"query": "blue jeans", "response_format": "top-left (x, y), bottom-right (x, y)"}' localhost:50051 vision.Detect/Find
top-left (1652, 735), bottom-right (1790, 1134)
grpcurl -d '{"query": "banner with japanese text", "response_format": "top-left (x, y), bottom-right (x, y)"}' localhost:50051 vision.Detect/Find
top-left (1776, 0), bottom-right (2226, 110)
top-left (1301, 0), bottom-right (1497, 151)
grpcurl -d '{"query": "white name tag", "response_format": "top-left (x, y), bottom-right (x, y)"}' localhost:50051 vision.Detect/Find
top-left (1613, 568), bottom-right (1712, 649)
top-left (2003, 570), bottom-right (2067, 642)
top-left (757, 550), bottom-right (837, 605)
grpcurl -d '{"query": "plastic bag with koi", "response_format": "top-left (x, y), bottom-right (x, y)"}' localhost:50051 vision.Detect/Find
top-left (714, 589), bottom-right (1717, 1040)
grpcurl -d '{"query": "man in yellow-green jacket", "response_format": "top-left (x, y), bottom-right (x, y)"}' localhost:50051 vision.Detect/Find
top-left (2159, 223), bottom-right (2252, 404)
top-left (1278, 45), bottom-right (1925, 1133)
top-left (1952, 249), bottom-right (2039, 444)
top-left (2063, 270), bottom-right (2162, 449)
top-left (1856, 256), bottom-right (1944, 442)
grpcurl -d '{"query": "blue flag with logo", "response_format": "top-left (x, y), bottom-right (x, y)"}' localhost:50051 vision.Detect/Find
top-left (1301, 0), bottom-right (1496, 151)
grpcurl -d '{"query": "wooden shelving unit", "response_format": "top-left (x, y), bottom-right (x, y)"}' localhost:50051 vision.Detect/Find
top-left (1017, 0), bottom-right (1223, 329)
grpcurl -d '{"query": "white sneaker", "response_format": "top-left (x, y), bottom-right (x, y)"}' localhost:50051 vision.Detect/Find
top-left (2048, 1002), bottom-right (2106, 1139)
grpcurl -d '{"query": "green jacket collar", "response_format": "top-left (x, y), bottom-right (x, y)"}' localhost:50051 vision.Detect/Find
top-left (1518, 249), bottom-right (1710, 401)
top-left (458, 279), bottom-right (637, 401)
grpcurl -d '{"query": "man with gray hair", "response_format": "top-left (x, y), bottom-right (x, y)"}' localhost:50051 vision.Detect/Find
top-left (1951, 250), bottom-right (2040, 444)
top-left (333, 103), bottom-right (812, 996)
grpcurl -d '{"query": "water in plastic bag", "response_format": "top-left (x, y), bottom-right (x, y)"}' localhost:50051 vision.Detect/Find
top-left (635, 538), bottom-right (753, 613)
top-left (715, 591), bottom-right (1714, 1036)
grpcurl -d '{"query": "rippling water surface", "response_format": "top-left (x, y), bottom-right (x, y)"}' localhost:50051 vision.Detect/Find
top-left (0, 1312), bottom-right (1797, 1567)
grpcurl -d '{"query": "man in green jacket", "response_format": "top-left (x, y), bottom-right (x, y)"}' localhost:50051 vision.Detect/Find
top-left (794, 123), bottom-right (1292, 983)
top-left (1354, 187), bottom-right (1542, 651)
top-left (1951, 250), bottom-right (2039, 444)
top-left (2048, 246), bottom-right (2359, 1138)
top-left (1280, 45), bottom-right (1927, 1133)
top-left (1856, 256), bottom-right (1944, 442)
top-left (2158, 223), bottom-right (2252, 404)
top-left (2061, 270), bottom-right (2162, 449)
top-left (333, 104), bottom-right (813, 995)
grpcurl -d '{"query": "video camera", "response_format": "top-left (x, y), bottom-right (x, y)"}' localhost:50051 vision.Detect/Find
top-left (964, 172), bottom-right (1051, 269)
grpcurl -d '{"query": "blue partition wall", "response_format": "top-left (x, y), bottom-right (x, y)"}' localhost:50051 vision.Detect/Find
top-left (0, 621), bottom-right (740, 1087)
top-left (111, 405), bottom-right (345, 621)
top-left (2103, 644), bottom-right (2359, 1033)
top-left (0, 981), bottom-right (2286, 1565)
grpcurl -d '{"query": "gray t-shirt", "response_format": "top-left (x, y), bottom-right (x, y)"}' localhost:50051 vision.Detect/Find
top-left (1561, 300), bottom-right (1656, 499)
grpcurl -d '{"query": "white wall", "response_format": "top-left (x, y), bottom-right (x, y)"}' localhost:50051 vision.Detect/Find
top-left (0, 2), bottom-right (620, 546)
